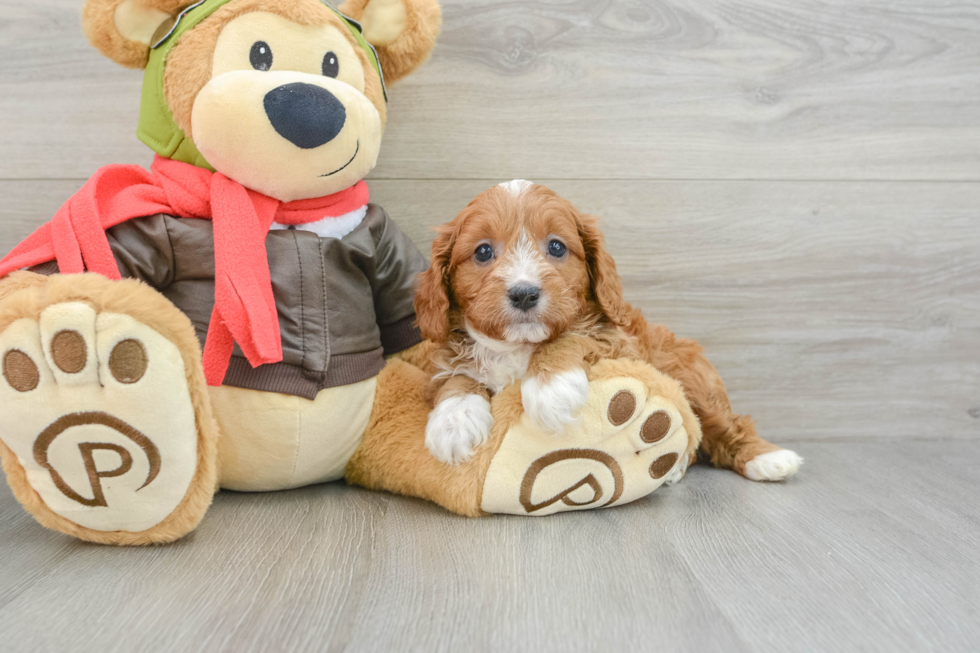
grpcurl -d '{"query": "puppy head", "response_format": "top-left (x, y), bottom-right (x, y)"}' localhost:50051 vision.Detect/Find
top-left (416, 180), bottom-right (628, 344)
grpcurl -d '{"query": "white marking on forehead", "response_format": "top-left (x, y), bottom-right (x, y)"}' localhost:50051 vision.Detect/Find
top-left (498, 179), bottom-right (533, 197)
top-left (498, 229), bottom-right (545, 288)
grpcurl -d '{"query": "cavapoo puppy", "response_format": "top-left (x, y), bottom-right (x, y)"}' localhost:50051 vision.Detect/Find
top-left (414, 180), bottom-right (802, 482)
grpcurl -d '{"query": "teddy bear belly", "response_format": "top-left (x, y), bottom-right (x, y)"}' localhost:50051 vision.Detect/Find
top-left (209, 377), bottom-right (378, 492)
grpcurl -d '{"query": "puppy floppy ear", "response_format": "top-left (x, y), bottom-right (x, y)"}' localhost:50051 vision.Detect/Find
top-left (578, 214), bottom-right (630, 327)
top-left (339, 0), bottom-right (441, 84)
top-left (414, 222), bottom-right (456, 342)
top-left (82, 0), bottom-right (186, 69)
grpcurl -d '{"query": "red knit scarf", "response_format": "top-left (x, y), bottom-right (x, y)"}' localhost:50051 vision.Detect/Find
top-left (0, 155), bottom-right (369, 385)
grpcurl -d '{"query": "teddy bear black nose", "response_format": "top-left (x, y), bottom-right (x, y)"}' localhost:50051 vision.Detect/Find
top-left (263, 82), bottom-right (346, 149)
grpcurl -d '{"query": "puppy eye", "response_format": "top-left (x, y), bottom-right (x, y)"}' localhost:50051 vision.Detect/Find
top-left (474, 243), bottom-right (495, 263)
top-left (548, 240), bottom-right (567, 258)
top-left (250, 41), bottom-right (273, 71)
top-left (322, 51), bottom-right (339, 78)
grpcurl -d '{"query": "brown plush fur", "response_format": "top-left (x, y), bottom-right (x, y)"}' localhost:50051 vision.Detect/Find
top-left (82, 0), bottom-right (189, 68)
top-left (386, 339), bottom-right (439, 371)
top-left (0, 273), bottom-right (220, 545)
top-left (0, 270), bottom-right (48, 302)
top-left (345, 359), bottom-right (518, 516)
top-left (340, 0), bottom-right (441, 85)
top-left (414, 183), bottom-right (787, 479)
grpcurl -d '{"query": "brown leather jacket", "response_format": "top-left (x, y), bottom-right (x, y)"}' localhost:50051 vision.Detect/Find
top-left (37, 204), bottom-right (427, 399)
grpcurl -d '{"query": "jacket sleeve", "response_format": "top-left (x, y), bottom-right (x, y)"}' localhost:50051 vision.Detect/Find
top-left (31, 215), bottom-right (176, 289)
top-left (369, 208), bottom-right (429, 355)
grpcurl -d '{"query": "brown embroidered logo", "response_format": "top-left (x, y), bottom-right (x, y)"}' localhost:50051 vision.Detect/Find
top-left (519, 449), bottom-right (625, 513)
top-left (33, 412), bottom-right (162, 507)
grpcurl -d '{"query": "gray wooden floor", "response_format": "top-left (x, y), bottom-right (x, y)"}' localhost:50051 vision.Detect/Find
top-left (3, 441), bottom-right (980, 652)
top-left (1, 0), bottom-right (979, 651)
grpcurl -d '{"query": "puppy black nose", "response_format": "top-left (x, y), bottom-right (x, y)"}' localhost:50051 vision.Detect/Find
top-left (508, 285), bottom-right (541, 312)
top-left (263, 82), bottom-right (346, 149)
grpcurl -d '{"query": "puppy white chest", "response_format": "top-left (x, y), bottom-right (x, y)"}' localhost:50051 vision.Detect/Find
top-left (464, 325), bottom-right (533, 394)
top-left (473, 344), bottom-right (532, 394)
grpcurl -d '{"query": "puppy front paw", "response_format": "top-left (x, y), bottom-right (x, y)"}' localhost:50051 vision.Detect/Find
top-left (521, 367), bottom-right (590, 434)
top-left (425, 394), bottom-right (494, 465)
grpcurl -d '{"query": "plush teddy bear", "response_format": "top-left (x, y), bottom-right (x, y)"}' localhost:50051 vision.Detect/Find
top-left (0, 0), bottom-right (701, 545)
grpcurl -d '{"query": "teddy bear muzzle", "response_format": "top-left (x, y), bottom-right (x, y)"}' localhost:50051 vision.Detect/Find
top-left (191, 69), bottom-right (383, 203)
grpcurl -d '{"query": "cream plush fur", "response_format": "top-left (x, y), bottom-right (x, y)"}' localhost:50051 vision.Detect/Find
top-left (211, 379), bottom-right (377, 492)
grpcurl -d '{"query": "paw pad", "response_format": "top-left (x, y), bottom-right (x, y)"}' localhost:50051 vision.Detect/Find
top-left (640, 410), bottom-right (671, 444)
top-left (649, 453), bottom-right (679, 479)
top-left (3, 350), bottom-right (39, 392)
top-left (108, 339), bottom-right (148, 384)
top-left (607, 390), bottom-right (636, 426)
top-left (50, 329), bottom-right (87, 373)
top-left (1, 338), bottom-right (151, 389)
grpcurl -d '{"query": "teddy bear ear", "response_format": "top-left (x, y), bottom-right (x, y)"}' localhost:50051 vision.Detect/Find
top-left (81, 0), bottom-right (188, 69)
top-left (339, 0), bottom-right (442, 85)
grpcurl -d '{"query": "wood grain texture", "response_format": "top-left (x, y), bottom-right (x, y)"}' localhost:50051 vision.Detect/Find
top-left (1, 440), bottom-right (979, 652)
top-left (0, 0), bottom-right (978, 180)
top-left (4, 178), bottom-right (978, 442)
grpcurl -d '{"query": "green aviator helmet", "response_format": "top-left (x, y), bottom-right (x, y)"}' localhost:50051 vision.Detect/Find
top-left (136, 0), bottom-right (387, 171)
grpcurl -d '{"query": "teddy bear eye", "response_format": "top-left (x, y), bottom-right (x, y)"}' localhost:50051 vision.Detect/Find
top-left (250, 41), bottom-right (273, 71)
top-left (322, 51), bottom-right (339, 78)
top-left (474, 243), bottom-right (494, 263)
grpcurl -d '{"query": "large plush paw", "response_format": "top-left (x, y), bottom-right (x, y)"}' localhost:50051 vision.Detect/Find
top-left (481, 360), bottom-right (700, 516)
top-left (425, 394), bottom-right (494, 464)
top-left (520, 367), bottom-right (590, 434)
top-left (0, 298), bottom-right (209, 543)
top-left (744, 449), bottom-right (803, 481)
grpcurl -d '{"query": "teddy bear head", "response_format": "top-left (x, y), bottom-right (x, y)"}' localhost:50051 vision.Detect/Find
top-left (81, 0), bottom-right (441, 201)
